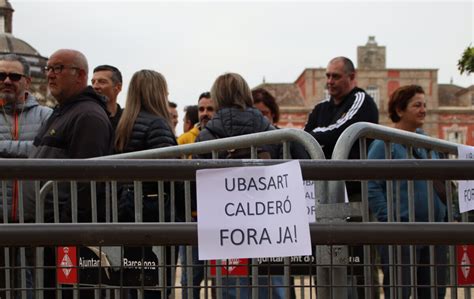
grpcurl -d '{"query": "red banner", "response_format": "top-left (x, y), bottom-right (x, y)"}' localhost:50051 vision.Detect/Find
top-left (210, 258), bottom-right (249, 277)
top-left (57, 246), bottom-right (78, 285)
top-left (457, 245), bottom-right (474, 285)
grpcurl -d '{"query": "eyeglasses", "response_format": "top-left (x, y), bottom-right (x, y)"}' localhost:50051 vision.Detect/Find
top-left (44, 65), bottom-right (80, 74)
top-left (0, 72), bottom-right (25, 82)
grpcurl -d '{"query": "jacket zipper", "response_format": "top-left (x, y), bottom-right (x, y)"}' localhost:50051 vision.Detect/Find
top-left (11, 111), bottom-right (19, 222)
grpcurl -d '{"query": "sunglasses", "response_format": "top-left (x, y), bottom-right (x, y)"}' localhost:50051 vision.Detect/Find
top-left (0, 72), bottom-right (25, 82)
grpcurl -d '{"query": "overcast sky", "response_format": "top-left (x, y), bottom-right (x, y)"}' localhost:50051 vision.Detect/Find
top-left (10, 0), bottom-right (473, 134)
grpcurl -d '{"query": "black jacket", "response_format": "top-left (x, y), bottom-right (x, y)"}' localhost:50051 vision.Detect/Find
top-left (32, 86), bottom-right (113, 159)
top-left (30, 86), bottom-right (113, 222)
top-left (196, 106), bottom-right (309, 159)
top-left (118, 110), bottom-right (184, 222)
top-left (109, 103), bottom-right (123, 130)
top-left (195, 107), bottom-right (276, 159)
top-left (304, 87), bottom-right (378, 196)
top-left (304, 87), bottom-right (378, 160)
top-left (122, 110), bottom-right (177, 152)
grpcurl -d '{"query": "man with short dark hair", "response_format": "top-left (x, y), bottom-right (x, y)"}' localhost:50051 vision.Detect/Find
top-left (0, 53), bottom-right (52, 299)
top-left (92, 64), bottom-right (123, 129)
top-left (177, 105), bottom-right (199, 145)
top-left (168, 101), bottom-right (179, 132)
top-left (305, 56), bottom-right (378, 163)
top-left (178, 92), bottom-right (215, 299)
top-left (0, 54), bottom-right (52, 221)
top-left (304, 56), bottom-right (379, 298)
top-left (197, 91), bottom-right (214, 129)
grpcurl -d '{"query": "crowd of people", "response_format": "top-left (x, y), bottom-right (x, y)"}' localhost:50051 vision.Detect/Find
top-left (0, 48), bottom-right (448, 298)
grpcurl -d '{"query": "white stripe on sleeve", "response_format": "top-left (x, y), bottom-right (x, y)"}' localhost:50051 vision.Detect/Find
top-left (312, 92), bottom-right (365, 133)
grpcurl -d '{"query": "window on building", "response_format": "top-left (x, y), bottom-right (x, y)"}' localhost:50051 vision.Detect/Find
top-left (366, 86), bottom-right (380, 107)
top-left (447, 130), bottom-right (465, 144)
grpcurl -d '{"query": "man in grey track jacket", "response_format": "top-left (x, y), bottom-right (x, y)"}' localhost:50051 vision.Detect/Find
top-left (0, 53), bottom-right (52, 223)
top-left (0, 53), bottom-right (52, 299)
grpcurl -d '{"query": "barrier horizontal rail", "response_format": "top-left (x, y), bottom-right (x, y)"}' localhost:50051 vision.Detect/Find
top-left (96, 128), bottom-right (325, 160)
top-left (328, 122), bottom-right (467, 299)
top-left (0, 159), bottom-right (473, 180)
top-left (332, 122), bottom-right (460, 160)
top-left (1, 223), bottom-right (474, 246)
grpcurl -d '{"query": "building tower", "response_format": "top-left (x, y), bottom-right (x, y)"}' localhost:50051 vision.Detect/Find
top-left (357, 36), bottom-right (386, 70)
top-left (0, 0), bottom-right (51, 106)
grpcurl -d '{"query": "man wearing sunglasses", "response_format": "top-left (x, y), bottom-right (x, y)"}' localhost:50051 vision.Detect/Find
top-left (0, 53), bottom-right (52, 299)
top-left (0, 54), bottom-right (52, 222)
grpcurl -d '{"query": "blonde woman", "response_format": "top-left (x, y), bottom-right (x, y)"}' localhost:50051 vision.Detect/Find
top-left (115, 69), bottom-right (176, 153)
top-left (115, 69), bottom-right (182, 298)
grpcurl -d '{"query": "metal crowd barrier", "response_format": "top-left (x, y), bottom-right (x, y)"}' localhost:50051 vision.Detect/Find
top-left (100, 128), bottom-right (325, 299)
top-left (1, 129), bottom-right (326, 299)
top-left (329, 122), bottom-right (467, 299)
top-left (2, 124), bottom-right (474, 299)
top-left (0, 160), bottom-right (474, 299)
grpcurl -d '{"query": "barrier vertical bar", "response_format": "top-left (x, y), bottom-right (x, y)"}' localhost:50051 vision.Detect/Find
top-left (90, 181), bottom-right (97, 223)
top-left (133, 181), bottom-right (142, 223)
top-left (16, 181), bottom-right (27, 299)
top-left (105, 181), bottom-right (110, 223)
top-left (33, 181), bottom-right (44, 299)
top-left (70, 181), bottom-right (79, 299)
top-left (111, 181), bottom-right (118, 223)
top-left (184, 180), bottom-right (194, 299)
top-left (157, 181), bottom-right (166, 297)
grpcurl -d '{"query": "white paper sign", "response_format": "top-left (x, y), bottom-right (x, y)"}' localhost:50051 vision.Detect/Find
top-left (304, 181), bottom-right (318, 223)
top-left (458, 145), bottom-right (474, 213)
top-left (197, 160), bottom-right (311, 260)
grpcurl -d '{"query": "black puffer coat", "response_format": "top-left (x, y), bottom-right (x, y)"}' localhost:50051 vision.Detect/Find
top-left (195, 107), bottom-right (276, 159)
top-left (118, 110), bottom-right (184, 222)
top-left (123, 110), bottom-right (177, 152)
top-left (195, 106), bottom-right (309, 159)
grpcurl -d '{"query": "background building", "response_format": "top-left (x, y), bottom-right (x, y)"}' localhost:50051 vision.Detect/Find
top-left (256, 36), bottom-right (474, 145)
top-left (0, 0), bottom-right (53, 106)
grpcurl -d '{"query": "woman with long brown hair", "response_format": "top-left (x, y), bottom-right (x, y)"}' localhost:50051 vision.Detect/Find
top-left (116, 69), bottom-right (182, 299)
top-left (115, 69), bottom-right (175, 153)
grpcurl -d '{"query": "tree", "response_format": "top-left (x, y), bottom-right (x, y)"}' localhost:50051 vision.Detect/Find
top-left (458, 45), bottom-right (474, 75)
